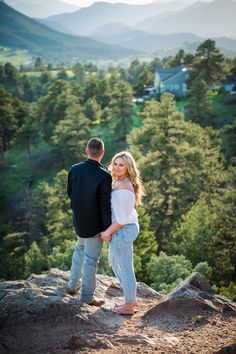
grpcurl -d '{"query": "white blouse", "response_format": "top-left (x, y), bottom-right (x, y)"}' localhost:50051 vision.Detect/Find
top-left (111, 189), bottom-right (138, 225)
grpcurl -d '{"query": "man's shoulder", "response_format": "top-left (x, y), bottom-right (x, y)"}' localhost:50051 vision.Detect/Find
top-left (69, 161), bottom-right (85, 172)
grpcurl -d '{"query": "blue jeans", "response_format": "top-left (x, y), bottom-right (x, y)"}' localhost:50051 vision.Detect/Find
top-left (69, 233), bottom-right (103, 303)
top-left (109, 223), bottom-right (139, 303)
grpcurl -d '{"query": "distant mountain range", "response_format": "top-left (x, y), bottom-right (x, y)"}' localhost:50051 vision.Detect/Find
top-left (4, 0), bottom-right (80, 18)
top-left (0, 2), bottom-right (139, 62)
top-left (37, 0), bottom-right (236, 57)
top-left (137, 0), bottom-right (236, 38)
top-left (47, 1), bottom-right (188, 36)
top-left (89, 24), bottom-right (236, 56)
top-left (1, 0), bottom-right (236, 63)
top-left (45, 0), bottom-right (236, 39)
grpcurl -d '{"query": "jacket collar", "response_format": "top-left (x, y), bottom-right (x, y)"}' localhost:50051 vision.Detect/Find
top-left (85, 158), bottom-right (102, 167)
top-left (85, 158), bottom-right (108, 171)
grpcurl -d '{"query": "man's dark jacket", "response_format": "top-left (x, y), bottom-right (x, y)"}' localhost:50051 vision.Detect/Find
top-left (67, 158), bottom-right (112, 238)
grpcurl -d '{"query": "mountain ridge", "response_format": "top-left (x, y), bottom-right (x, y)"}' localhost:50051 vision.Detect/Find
top-left (0, 2), bottom-right (140, 62)
top-left (137, 0), bottom-right (236, 38)
top-left (47, 1), bottom-right (188, 36)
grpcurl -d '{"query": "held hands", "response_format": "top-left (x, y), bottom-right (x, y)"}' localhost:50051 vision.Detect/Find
top-left (100, 231), bottom-right (112, 243)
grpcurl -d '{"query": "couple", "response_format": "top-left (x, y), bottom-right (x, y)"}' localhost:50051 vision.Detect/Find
top-left (67, 137), bottom-right (143, 315)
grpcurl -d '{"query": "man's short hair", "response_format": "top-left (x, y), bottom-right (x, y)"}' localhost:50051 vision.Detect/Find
top-left (87, 138), bottom-right (104, 157)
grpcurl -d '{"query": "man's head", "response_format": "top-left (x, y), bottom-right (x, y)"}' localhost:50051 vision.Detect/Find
top-left (86, 138), bottom-right (104, 161)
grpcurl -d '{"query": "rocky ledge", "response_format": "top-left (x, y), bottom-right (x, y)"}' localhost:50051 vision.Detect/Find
top-left (0, 270), bottom-right (235, 354)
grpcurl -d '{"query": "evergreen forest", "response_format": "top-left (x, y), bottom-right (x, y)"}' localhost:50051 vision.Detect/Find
top-left (0, 40), bottom-right (236, 300)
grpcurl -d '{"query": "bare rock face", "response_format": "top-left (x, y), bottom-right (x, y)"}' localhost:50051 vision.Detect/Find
top-left (0, 270), bottom-right (235, 354)
top-left (142, 272), bottom-right (236, 330)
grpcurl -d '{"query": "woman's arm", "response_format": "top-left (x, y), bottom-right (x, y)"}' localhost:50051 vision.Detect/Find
top-left (101, 221), bottom-right (123, 242)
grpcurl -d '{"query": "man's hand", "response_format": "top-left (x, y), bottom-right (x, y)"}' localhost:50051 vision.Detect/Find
top-left (100, 231), bottom-right (112, 243)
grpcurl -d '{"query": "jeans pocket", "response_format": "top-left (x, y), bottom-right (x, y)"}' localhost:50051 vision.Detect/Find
top-left (121, 224), bottom-right (139, 243)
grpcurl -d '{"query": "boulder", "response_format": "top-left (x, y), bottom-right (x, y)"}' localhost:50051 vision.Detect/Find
top-left (142, 272), bottom-right (236, 329)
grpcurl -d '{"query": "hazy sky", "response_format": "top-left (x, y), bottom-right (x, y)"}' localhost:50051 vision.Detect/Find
top-left (63, 0), bottom-right (210, 7)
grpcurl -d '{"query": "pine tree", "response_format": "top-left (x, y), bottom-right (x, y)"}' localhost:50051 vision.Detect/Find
top-left (24, 241), bottom-right (44, 276)
top-left (108, 80), bottom-right (134, 142)
top-left (171, 181), bottom-right (236, 286)
top-left (190, 39), bottom-right (225, 85)
top-left (52, 103), bottom-right (90, 166)
top-left (128, 93), bottom-right (223, 251)
top-left (185, 78), bottom-right (214, 127)
top-left (40, 170), bottom-right (74, 245)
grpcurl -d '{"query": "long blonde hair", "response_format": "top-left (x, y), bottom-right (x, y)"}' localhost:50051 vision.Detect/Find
top-left (110, 151), bottom-right (144, 206)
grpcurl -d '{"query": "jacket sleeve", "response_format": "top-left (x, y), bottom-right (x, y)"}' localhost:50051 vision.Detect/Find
top-left (67, 169), bottom-right (73, 199)
top-left (98, 174), bottom-right (112, 230)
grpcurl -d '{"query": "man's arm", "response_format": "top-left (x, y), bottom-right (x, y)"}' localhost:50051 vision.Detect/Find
top-left (98, 174), bottom-right (112, 230)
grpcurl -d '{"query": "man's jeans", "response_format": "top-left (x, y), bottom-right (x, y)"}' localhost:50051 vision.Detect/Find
top-left (109, 223), bottom-right (139, 303)
top-left (69, 234), bottom-right (103, 303)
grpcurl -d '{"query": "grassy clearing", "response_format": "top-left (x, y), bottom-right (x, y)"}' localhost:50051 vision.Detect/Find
top-left (177, 93), bottom-right (236, 128)
top-left (0, 48), bottom-right (32, 67)
top-left (20, 70), bottom-right (75, 78)
top-left (209, 93), bottom-right (236, 128)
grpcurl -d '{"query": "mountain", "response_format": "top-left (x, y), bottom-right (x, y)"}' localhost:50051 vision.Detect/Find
top-left (91, 31), bottom-right (203, 53)
top-left (4, 0), bottom-right (80, 18)
top-left (47, 1), bottom-right (189, 36)
top-left (36, 18), bottom-right (78, 35)
top-left (0, 2), bottom-right (139, 62)
top-left (153, 38), bottom-right (236, 58)
top-left (88, 22), bottom-right (236, 56)
top-left (89, 23), bottom-right (203, 51)
top-left (137, 0), bottom-right (236, 38)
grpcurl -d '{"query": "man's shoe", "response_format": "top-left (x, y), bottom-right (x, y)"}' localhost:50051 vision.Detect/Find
top-left (67, 287), bottom-right (80, 295)
top-left (85, 298), bottom-right (105, 307)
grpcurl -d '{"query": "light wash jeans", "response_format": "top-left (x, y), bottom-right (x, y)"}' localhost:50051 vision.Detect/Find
top-left (69, 233), bottom-right (103, 303)
top-left (109, 223), bottom-right (139, 303)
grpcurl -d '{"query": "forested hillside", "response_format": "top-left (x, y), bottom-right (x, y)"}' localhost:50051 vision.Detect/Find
top-left (0, 40), bottom-right (236, 300)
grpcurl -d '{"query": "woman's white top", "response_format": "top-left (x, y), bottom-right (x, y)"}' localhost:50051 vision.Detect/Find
top-left (111, 189), bottom-right (138, 225)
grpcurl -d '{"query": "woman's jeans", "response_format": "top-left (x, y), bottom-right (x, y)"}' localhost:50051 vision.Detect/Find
top-left (109, 223), bottom-right (139, 303)
top-left (69, 233), bottom-right (103, 303)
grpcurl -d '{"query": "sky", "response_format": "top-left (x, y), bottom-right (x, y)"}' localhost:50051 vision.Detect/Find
top-left (63, 0), bottom-right (208, 7)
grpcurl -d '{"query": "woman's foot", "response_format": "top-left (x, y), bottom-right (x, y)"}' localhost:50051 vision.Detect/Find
top-left (111, 302), bottom-right (137, 315)
top-left (115, 301), bottom-right (138, 310)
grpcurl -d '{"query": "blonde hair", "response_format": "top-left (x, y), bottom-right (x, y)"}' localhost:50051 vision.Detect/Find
top-left (110, 151), bottom-right (144, 206)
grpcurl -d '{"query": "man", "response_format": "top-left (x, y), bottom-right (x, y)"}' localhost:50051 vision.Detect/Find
top-left (67, 137), bottom-right (112, 306)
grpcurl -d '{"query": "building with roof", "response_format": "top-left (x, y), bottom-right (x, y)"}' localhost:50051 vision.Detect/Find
top-left (154, 66), bottom-right (190, 97)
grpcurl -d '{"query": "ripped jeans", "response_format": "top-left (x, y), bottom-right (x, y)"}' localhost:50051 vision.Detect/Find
top-left (109, 223), bottom-right (139, 303)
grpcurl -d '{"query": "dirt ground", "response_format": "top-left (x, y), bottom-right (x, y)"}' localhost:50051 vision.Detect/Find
top-left (76, 297), bottom-right (236, 354)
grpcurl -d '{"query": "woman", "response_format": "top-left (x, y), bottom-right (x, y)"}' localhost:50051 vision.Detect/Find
top-left (101, 151), bottom-right (144, 315)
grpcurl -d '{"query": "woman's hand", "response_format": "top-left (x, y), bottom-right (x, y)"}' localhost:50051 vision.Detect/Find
top-left (101, 231), bottom-right (112, 243)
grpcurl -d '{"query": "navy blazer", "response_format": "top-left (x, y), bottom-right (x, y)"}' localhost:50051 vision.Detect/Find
top-left (67, 158), bottom-right (112, 238)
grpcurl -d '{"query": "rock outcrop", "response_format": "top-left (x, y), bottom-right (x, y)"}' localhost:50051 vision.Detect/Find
top-left (143, 272), bottom-right (236, 330)
top-left (0, 269), bottom-right (235, 354)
